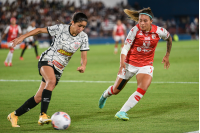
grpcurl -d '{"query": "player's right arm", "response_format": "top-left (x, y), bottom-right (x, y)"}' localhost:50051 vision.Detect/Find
top-left (11, 28), bottom-right (48, 47)
top-left (118, 26), bottom-right (138, 75)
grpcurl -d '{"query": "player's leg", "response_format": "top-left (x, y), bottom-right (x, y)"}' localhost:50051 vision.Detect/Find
top-left (31, 42), bottom-right (40, 59)
top-left (8, 48), bottom-right (14, 66)
top-left (38, 66), bottom-right (56, 125)
top-left (114, 36), bottom-right (120, 54)
top-left (99, 77), bottom-right (129, 109)
top-left (5, 48), bottom-right (14, 66)
top-left (7, 81), bottom-right (46, 127)
top-left (116, 66), bottom-right (153, 120)
top-left (114, 41), bottom-right (118, 54)
top-left (99, 65), bottom-right (132, 109)
top-left (20, 43), bottom-right (28, 60)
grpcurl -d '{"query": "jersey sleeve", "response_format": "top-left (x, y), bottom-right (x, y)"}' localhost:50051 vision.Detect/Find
top-left (157, 26), bottom-right (170, 40)
top-left (80, 33), bottom-right (90, 51)
top-left (47, 24), bottom-right (63, 37)
top-left (18, 26), bottom-right (22, 34)
top-left (4, 26), bottom-right (10, 34)
top-left (125, 26), bottom-right (138, 45)
top-left (121, 26), bottom-right (138, 55)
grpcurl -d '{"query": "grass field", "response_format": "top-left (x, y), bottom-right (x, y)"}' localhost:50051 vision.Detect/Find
top-left (0, 40), bottom-right (199, 133)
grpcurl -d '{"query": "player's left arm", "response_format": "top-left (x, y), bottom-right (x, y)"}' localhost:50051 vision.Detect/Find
top-left (162, 35), bottom-right (172, 69)
top-left (77, 51), bottom-right (87, 73)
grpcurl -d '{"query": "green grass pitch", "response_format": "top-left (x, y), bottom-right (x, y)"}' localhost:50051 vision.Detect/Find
top-left (0, 40), bottom-right (198, 133)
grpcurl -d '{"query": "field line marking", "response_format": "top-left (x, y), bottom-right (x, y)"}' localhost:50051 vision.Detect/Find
top-left (0, 79), bottom-right (198, 84)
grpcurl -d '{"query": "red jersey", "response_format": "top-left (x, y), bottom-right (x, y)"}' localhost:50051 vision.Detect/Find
top-left (113, 24), bottom-right (126, 36)
top-left (4, 25), bottom-right (22, 42)
top-left (125, 24), bottom-right (170, 67)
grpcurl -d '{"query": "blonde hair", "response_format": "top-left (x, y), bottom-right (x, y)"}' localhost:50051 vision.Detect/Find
top-left (124, 7), bottom-right (154, 22)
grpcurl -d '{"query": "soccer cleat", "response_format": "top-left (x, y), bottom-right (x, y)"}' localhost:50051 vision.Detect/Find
top-left (38, 112), bottom-right (51, 125)
top-left (36, 56), bottom-right (40, 60)
top-left (115, 111), bottom-right (129, 121)
top-left (4, 61), bottom-right (8, 67)
top-left (99, 91), bottom-right (107, 109)
top-left (8, 62), bottom-right (12, 67)
top-left (19, 57), bottom-right (24, 60)
top-left (7, 112), bottom-right (20, 127)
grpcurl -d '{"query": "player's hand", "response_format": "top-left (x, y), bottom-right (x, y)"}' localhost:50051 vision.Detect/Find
top-left (10, 36), bottom-right (24, 48)
top-left (77, 65), bottom-right (86, 73)
top-left (162, 55), bottom-right (170, 69)
top-left (118, 62), bottom-right (126, 75)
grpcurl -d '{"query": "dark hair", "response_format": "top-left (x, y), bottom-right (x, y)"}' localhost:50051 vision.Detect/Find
top-left (124, 7), bottom-right (154, 22)
top-left (72, 12), bottom-right (88, 23)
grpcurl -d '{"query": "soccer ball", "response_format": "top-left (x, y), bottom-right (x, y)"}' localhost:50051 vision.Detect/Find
top-left (51, 111), bottom-right (71, 130)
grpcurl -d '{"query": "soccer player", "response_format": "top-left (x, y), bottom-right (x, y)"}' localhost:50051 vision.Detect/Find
top-left (0, 17), bottom-right (22, 66)
top-left (99, 7), bottom-right (172, 120)
top-left (113, 20), bottom-right (126, 54)
top-left (20, 20), bottom-right (40, 60)
top-left (7, 12), bottom-right (89, 127)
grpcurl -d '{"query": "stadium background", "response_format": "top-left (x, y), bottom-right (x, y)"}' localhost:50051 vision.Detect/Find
top-left (0, 0), bottom-right (198, 47)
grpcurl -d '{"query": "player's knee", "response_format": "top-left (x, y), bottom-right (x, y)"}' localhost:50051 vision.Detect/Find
top-left (46, 79), bottom-right (56, 87)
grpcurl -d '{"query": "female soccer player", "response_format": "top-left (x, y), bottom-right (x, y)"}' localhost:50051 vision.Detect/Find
top-left (113, 20), bottom-right (126, 54)
top-left (99, 7), bottom-right (172, 121)
top-left (20, 20), bottom-right (40, 60)
top-left (0, 17), bottom-right (22, 66)
top-left (7, 12), bottom-right (89, 127)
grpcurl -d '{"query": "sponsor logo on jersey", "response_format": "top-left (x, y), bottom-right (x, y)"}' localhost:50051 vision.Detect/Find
top-left (138, 31), bottom-right (143, 35)
top-left (144, 37), bottom-right (150, 40)
top-left (52, 60), bottom-right (64, 70)
top-left (57, 49), bottom-right (73, 56)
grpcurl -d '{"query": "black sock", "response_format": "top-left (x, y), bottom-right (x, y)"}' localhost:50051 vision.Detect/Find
top-left (20, 45), bottom-right (27, 57)
top-left (15, 96), bottom-right (38, 116)
top-left (41, 89), bottom-right (52, 114)
top-left (34, 45), bottom-right (38, 56)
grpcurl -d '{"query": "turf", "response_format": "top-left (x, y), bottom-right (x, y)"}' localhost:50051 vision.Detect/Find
top-left (0, 40), bottom-right (199, 133)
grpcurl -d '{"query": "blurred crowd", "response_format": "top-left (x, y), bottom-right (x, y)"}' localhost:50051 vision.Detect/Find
top-left (0, 0), bottom-right (198, 39)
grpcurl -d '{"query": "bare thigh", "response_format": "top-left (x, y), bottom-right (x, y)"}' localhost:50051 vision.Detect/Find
top-left (136, 73), bottom-right (152, 91)
top-left (40, 66), bottom-right (57, 91)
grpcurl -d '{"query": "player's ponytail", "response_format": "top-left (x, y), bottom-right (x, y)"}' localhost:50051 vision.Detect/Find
top-left (124, 7), bottom-right (154, 22)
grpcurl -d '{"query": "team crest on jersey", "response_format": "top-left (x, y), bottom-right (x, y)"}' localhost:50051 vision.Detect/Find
top-left (152, 34), bottom-right (156, 39)
top-left (73, 42), bottom-right (81, 49)
top-left (57, 49), bottom-right (73, 56)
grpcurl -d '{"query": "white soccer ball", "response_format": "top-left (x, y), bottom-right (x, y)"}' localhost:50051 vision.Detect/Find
top-left (51, 111), bottom-right (71, 130)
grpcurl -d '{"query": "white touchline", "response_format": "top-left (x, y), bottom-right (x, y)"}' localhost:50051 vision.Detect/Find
top-left (0, 79), bottom-right (198, 84)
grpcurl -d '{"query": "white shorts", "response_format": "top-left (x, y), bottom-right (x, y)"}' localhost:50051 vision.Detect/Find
top-left (118, 63), bottom-right (154, 80)
top-left (114, 35), bottom-right (125, 42)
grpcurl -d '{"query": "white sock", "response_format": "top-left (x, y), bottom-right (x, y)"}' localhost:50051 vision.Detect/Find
top-left (5, 51), bottom-right (10, 62)
top-left (7, 50), bottom-right (14, 63)
top-left (103, 86), bottom-right (114, 98)
top-left (120, 88), bottom-right (146, 112)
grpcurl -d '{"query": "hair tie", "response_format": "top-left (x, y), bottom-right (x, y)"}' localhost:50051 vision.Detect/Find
top-left (139, 13), bottom-right (152, 19)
